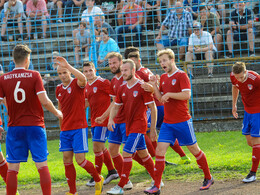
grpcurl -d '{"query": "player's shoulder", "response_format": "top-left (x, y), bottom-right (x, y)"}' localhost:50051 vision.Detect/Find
top-left (248, 71), bottom-right (259, 81)
top-left (98, 76), bottom-right (110, 83)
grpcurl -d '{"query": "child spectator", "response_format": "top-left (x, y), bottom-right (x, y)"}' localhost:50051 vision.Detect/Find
top-left (74, 21), bottom-right (90, 68)
top-left (25, 0), bottom-right (49, 39)
top-left (98, 29), bottom-right (120, 67)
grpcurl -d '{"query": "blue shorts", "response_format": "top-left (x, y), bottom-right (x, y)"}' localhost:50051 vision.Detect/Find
top-left (147, 105), bottom-right (164, 130)
top-left (6, 126), bottom-right (48, 163)
top-left (156, 35), bottom-right (188, 47)
top-left (108, 123), bottom-right (127, 145)
top-left (91, 126), bottom-right (110, 143)
top-left (242, 111), bottom-right (260, 137)
top-left (59, 128), bottom-right (89, 153)
top-left (123, 133), bottom-right (146, 154)
top-left (158, 119), bottom-right (197, 146)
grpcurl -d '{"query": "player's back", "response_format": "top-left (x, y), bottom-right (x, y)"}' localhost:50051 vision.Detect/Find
top-left (0, 68), bottom-right (45, 127)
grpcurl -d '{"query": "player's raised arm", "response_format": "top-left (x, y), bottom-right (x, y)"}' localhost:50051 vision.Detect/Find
top-left (107, 103), bottom-right (120, 132)
top-left (55, 56), bottom-right (87, 87)
top-left (38, 92), bottom-right (63, 120)
top-left (232, 85), bottom-right (239, 119)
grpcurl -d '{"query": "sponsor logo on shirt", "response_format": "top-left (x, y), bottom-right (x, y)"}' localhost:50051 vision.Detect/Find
top-left (162, 82), bottom-right (165, 85)
top-left (248, 84), bottom-right (253, 90)
top-left (113, 85), bottom-right (115, 88)
top-left (172, 79), bottom-right (176, 86)
top-left (133, 91), bottom-right (138, 97)
top-left (122, 93), bottom-right (126, 96)
top-left (58, 93), bottom-right (61, 97)
top-left (236, 84), bottom-right (239, 87)
top-left (67, 87), bottom-right (71, 94)
top-left (93, 87), bottom-right (97, 93)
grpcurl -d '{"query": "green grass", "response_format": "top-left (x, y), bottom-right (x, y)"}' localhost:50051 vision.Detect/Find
top-left (0, 130), bottom-right (253, 188)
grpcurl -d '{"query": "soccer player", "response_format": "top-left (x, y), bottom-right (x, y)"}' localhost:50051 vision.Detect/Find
top-left (55, 57), bottom-right (103, 195)
top-left (145, 49), bottom-right (213, 194)
top-left (0, 44), bottom-right (63, 195)
top-left (231, 62), bottom-right (260, 183)
top-left (106, 59), bottom-right (157, 195)
top-left (82, 61), bottom-right (118, 186)
top-left (127, 51), bottom-right (191, 165)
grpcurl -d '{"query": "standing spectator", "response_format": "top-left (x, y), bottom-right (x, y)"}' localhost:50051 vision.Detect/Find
top-left (115, 0), bottom-right (143, 48)
top-left (145, 48), bottom-right (213, 194)
top-left (231, 62), bottom-right (260, 183)
top-left (25, 0), bottom-right (49, 39)
top-left (55, 57), bottom-right (104, 195)
top-left (106, 59), bottom-right (157, 194)
top-left (74, 21), bottom-right (90, 68)
top-left (185, 22), bottom-right (216, 78)
top-left (1, 0), bottom-right (24, 41)
top-left (226, 1), bottom-right (255, 58)
top-left (140, 0), bottom-right (161, 29)
top-left (184, 0), bottom-right (201, 19)
top-left (156, 1), bottom-right (193, 61)
top-left (0, 44), bottom-right (63, 195)
top-left (197, 3), bottom-right (222, 55)
top-left (98, 29), bottom-right (120, 67)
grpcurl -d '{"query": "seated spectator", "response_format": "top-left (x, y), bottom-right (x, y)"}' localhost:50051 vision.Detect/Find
top-left (184, 0), bottom-right (201, 20)
top-left (81, 0), bottom-right (103, 26)
top-left (98, 29), bottom-right (120, 67)
top-left (185, 21), bottom-right (216, 78)
top-left (9, 59), bottom-right (34, 71)
top-left (156, 1), bottom-right (193, 61)
top-left (1, 0), bottom-right (24, 41)
top-left (207, 1), bottom-right (220, 19)
top-left (140, 0), bottom-right (161, 29)
top-left (63, 0), bottom-right (85, 20)
top-left (0, 0), bottom-right (7, 22)
top-left (226, 1), bottom-right (255, 58)
top-left (47, 0), bottom-right (63, 22)
top-left (94, 13), bottom-right (115, 40)
top-left (74, 21), bottom-right (90, 67)
top-left (116, 0), bottom-right (143, 48)
top-left (47, 50), bottom-right (60, 70)
top-left (197, 3), bottom-right (222, 56)
top-left (25, 0), bottom-right (49, 39)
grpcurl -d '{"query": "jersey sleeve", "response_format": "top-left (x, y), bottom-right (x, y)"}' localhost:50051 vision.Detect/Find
top-left (35, 71), bottom-right (46, 95)
top-left (180, 73), bottom-right (191, 91)
top-left (109, 80), bottom-right (116, 97)
top-left (115, 86), bottom-right (123, 105)
top-left (103, 79), bottom-right (111, 95)
top-left (143, 89), bottom-right (154, 105)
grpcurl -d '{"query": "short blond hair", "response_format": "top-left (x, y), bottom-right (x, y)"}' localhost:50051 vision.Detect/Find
top-left (157, 49), bottom-right (175, 60)
top-left (232, 62), bottom-right (246, 74)
top-left (107, 52), bottom-right (123, 61)
top-left (122, 59), bottom-right (136, 70)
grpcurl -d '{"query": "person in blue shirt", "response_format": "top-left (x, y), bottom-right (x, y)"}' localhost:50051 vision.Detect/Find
top-left (8, 59), bottom-right (33, 72)
top-left (184, 0), bottom-right (201, 19)
top-left (98, 29), bottom-right (120, 67)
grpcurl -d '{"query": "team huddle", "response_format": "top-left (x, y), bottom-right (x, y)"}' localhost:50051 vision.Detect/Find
top-left (0, 44), bottom-right (259, 195)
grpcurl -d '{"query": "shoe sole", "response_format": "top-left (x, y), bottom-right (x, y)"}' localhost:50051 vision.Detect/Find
top-left (243, 179), bottom-right (256, 183)
top-left (144, 191), bottom-right (160, 195)
top-left (104, 174), bottom-right (119, 185)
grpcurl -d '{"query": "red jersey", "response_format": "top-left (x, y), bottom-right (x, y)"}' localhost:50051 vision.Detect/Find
top-left (56, 78), bottom-right (88, 131)
top-left (159, 69), bottom-right (191, 124)
top-left (0, 68), bottom-right (45, 127)
top-left (85, 76), bottom-right (111, 127)
top-left (136, 66), bottom-right (163, 107)
top-left (115, 80), bottom-right (154, 136)
top-left (230, 71), bottom-right (260, 114)
top-left (110, 75), bottom-right (126, 124)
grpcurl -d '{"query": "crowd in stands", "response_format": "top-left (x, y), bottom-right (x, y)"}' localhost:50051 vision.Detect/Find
top-left (0, 0), bottom-right (259, 76)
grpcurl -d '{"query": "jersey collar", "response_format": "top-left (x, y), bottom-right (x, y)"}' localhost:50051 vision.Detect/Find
top-left (127, 79), bottom-right (139, 89)
top-left (88, 76), bottom-right (100, 86)
top-left (115, 74), bottom-right (122, 80)
top-left (13, 67), bottom-right (25, 70)
top-left (62, 78), bottom-right (74, 89)
top-left (242, 70), bottom-right (249, 83)
top-left (168, 69), bottom-right (179, 77)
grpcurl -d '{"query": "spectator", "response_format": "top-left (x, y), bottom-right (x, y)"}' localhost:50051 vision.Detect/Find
top-left (1, 0), bottom-right (24, 41)
top-left (8, 59), bottom-right (34, 71)
top-left (140, 0), bottom-right (161, 29)
top-left (47, 0), bottom-right (63, 22)
top-left (96, 0), bottom-right (123, 14)
top-left (207, 1), bottom-right (220, 19)
top-left (184, 0), bottom-right (201, 20)
top-left (98, 29), bottom-right (120, 67)
top-left (25, 0), bottom-right (49, 39)
top-left (0, 0), bottom-right (7, 21)
top-left (74, 21), bottom-right (90, 67)
top-left (226, 1), bottom-right (255, 58)
top-left (63, 0), bottom-right (84, 20)
top-left (115, 0), bottom-right (143, 48)
top-left (94, 13), bottom-right (115, 40)
top-left (197, 3), bottom-right (222, 55)
top-left (0, 64), bottom-right (4, 75)
top-left (81, 0), bottom-right (103, 25)
top-left (47, 50), bottom-right (60, 71)
top-left (156, 1), bottom-right (193, 61)
top-left (185, 21), bottom-right (216, 78)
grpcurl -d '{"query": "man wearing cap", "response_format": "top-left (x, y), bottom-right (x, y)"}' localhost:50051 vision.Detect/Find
top-left (185, 21), bottom-right (217, 78)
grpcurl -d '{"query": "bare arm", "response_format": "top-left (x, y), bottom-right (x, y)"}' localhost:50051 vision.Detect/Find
top-left (38, 92), bottom-right (63, 120)
top-left (107, 103), bottom-right (120, 131)
top-left (95, 99), bottom-right (114, 124)
top-left (147, 102), bottom-right (157, 141)
top-left (58, 101), bottom-right (62, 127)
top-left (232, 85), bottom-right (239, 119)
top-left (150, 75), bottom-right (162, 101)
top-left (161, 91), bottom-right (191, 103)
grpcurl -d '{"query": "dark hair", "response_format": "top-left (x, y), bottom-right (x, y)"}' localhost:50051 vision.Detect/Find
top-left (99, 28), bottom-right (108, 35)
top-left (107, 52), bottom-right (123, 62)
top-left (128, 51), bottom-right (140, 59)
top-left (83, 61), bottom-right (95, 68)
top-left (199, 3), bottom-right (207, 11)
top-left (12, 44), bottom-right (31, 65)
top-left (124, 46), bottom-right (140, 59)
top-left (232, 62), bottom-right (246, 74)
top-left (79, 21), bottom-right (87, 28)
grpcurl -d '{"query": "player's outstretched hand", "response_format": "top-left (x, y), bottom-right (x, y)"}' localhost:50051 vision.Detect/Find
top-left (55, 110), bottom-right (63, 120)
top-left (232, 105), bottom-right (238, 119)
top-left (0, 127), bottom-right (4, 140)
top-left (108, 120), bottom-right (115, 132)
top-left (95, 116), bottom-right (105, 124)
top-left (54, 56), bottom-right (70, 69)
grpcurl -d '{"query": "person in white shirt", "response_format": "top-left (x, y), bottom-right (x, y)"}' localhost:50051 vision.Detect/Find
top-left (185, 21), bottom-right (217, 78)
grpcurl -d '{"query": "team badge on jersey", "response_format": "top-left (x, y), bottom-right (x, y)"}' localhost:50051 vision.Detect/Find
top-left (93, 87), bottom-right (97, 93)
top-left (133, 91), bottom-right (138, 97)
top-left (172, 79), bottom-right (176, 86)
top-left (248, 84), bottom-right (253, 90)
top-left (67, 87), bottom-right (72, 94)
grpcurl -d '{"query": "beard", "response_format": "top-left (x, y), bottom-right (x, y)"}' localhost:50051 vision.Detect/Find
top-left (111, 67), bottom-right (121, 74)
top-left (124, 74), bottom-right (133, 81)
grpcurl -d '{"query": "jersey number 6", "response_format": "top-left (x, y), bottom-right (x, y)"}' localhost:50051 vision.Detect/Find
top-left (14, 81), bottom-right (26, 103)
